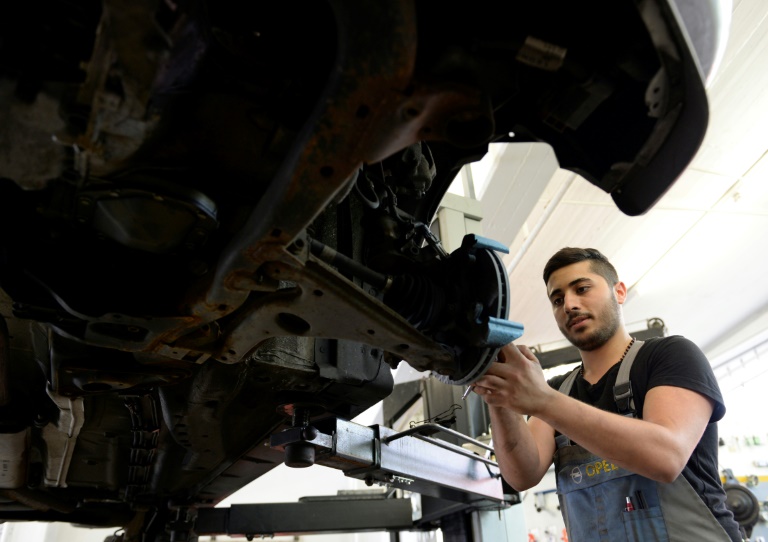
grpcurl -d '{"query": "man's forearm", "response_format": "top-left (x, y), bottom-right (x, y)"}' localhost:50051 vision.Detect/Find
top-left (490, 406), bottom-right (551, 491)
top-left (534, 389), bottom-right (707, 483)
top-left (475, 344), bottom-right (714, 486)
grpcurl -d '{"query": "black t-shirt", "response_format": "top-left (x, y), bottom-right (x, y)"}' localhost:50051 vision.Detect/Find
top-left (547, 335), bottom-right (741, 542)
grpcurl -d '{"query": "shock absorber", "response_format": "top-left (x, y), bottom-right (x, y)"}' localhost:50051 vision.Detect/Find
top-left (309, 239), bottom-right (447, 329)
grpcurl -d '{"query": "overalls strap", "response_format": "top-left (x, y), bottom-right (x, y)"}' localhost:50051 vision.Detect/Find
top-left (556, 367), bottom-right (581, 448)
top-left (557, 366), bottom-right (580, 395)
top-left (613, 339), bottom-right (644, 417)
top-left (556, 339), bottom-right (645, 446)
top-left (557, 339), bottom-right (645, 401)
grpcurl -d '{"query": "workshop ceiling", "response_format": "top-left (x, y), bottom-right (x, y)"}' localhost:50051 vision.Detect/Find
top-left (471, 0), bottom-right (768, 365)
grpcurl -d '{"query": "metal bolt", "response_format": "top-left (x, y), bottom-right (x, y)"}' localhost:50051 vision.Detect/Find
top-left (288, 240), bottom-right (305, 254)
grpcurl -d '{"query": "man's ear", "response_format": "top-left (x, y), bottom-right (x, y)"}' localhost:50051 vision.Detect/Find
top-left (615, 281), bottom-right (628, 304)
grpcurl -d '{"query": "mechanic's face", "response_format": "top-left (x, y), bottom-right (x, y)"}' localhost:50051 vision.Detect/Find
top-left (546, 261), bottom-right (625, 351)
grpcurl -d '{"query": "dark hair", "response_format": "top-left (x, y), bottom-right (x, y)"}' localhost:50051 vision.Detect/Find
top-left (543, 247), bottom-right (619, 286)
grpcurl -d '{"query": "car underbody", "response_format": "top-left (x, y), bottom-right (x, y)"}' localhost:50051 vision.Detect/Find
top-left (0, 0), bottom-right (713, 539)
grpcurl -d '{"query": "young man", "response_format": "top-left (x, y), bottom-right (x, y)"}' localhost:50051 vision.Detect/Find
top-left (472, 247), bottom-right (741, 541)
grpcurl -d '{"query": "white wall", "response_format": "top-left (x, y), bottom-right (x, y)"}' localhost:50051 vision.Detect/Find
top-left (517, 470), bottom-right (565, 542)
top-left (0, 522), bottom-right (115, 542)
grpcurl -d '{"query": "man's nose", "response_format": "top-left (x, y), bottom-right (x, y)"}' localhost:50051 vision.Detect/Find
top-left (564, 293), bottom-right (580, 312)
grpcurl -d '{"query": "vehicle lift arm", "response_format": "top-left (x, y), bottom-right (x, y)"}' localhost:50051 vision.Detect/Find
top-left (193, 417), bottom-right (516, 539)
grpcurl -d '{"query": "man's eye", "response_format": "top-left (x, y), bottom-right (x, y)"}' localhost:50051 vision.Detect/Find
top-left (552, 298), bottom-right (563, 306)
top-left (577, 286), bottom-right (589, 294)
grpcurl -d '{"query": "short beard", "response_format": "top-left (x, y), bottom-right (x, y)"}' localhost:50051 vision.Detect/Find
top-left (565, 293), bottom-right (621, 352)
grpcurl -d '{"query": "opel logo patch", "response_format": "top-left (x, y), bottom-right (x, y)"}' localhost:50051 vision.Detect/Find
top-left (571, 466), bottom-right (583, 484)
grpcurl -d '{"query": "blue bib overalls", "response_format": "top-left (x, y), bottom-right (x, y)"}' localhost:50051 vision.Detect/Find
top-left (554, 340), bottom-right (733, 542)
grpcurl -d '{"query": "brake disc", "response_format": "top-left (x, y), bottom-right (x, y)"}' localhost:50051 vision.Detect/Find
top-left (430, 234), bottom-right (523, 386)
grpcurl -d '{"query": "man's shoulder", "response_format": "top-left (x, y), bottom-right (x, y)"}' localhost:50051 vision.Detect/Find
top-left (640, 334), bottom-right (693, 347)
top-left (633, 334), bottom-right (725, 421)
top-left (636, 334), bottom-right (701, 360)
top-left (633, 334), bottom-right (716, 385)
